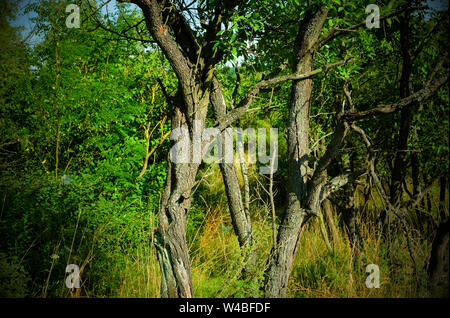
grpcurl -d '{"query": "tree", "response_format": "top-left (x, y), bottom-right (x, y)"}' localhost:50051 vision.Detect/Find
top-left (3, 0), bottom-right (447, 298)
top-left (110, 0), bottom-right (448, 297)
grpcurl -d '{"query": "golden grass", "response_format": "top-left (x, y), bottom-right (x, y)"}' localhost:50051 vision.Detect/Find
top-left (111, 174), bottom-right (448, 298)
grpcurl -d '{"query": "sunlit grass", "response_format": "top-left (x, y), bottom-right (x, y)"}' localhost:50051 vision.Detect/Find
top-left (106, 180), bottom-right (447, 298)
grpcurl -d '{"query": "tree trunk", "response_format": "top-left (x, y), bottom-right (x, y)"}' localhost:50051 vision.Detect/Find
top-left (155, 96), bottom-right (208, 297)
top-left (210, 78), bottom-right (255, 277)
top-left (340, 183), bottom-right (363, 255)
top-left (411, 151), bottom-right (421, 196)
top-left (219, 159), bottom-right (255, 272)
top-left (428, 218), bottom-right (449, 294)
top-left (439, 175), bottom-right (447, 221)
top-left (264, 6), bottom-right (329, 298)
top-left (156, 178), bottom-right (195, 297)
top-left (322, 198), bottom-right (339, 246)
top-left (339, 149), bottom-right (363, 254)
top-left (390, 11), bottom-right (413, 208)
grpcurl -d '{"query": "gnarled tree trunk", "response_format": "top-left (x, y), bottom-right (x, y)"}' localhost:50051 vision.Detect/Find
top-left (264, 6), bottom-right (329, 298)
top-left (156, 107), bottom-right (204, 298)
top-left (155, 81), bottom-right (210, 297)
top-left (126, 0), bottom-right (241, 297)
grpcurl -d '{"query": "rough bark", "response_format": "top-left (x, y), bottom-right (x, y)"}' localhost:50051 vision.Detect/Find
top-left (137, 0), bottom-right (198, 297)
top-left (210, 78), bottom-right (255, 276)
top-left (390, 11), bottom-right (414, 208)
top-left (156, 108), bottom-right (201, 298)
top-left (155, 77), bottom-right (210, 297)
top-left (428, 218), bottom-right (450, 294)
top-left (123, 0), bottom-right (246, 297)
top-left (264, 6), bottom-right (329, 298)
top-left (321, 198), bottom-right (339, 246)
top-left (124, 0), bottom-right (213, 297)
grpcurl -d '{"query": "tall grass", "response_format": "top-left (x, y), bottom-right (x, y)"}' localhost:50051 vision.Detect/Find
top-left (16, 167), bottom-right (443, 298)
top-left (106, 199), bottom-right (446, 298)
top-left (101, 168), bottom-right (448, 298)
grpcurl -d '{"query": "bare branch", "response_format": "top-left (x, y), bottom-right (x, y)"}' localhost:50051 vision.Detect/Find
top-left (343, 71), bottom-right (449, 122)
top-left (214, 59), bottom-right (356, 131)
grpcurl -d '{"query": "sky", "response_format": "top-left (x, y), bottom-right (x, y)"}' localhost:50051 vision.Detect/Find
top-left (8, 0), bottom-right (449, 48)
top-left (9, 0), bottom-right (119, 46)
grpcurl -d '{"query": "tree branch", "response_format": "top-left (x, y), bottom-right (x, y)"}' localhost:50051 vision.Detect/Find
top-left (214, 59), bottom-right (355, 131)
top-left (343, 71), bottom-right (448, 122)
top-left (314, 5), bottom-right (428, 51)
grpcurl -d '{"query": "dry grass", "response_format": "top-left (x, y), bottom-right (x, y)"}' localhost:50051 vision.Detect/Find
top-left (110, 172), bottom-right (448, 298)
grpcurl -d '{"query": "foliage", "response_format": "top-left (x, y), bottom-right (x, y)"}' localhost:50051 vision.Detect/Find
top-left (0, 0), bottom-right (448, 298)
